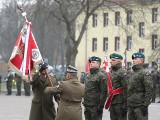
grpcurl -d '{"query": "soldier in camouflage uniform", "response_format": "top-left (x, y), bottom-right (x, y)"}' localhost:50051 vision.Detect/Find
top-left (107, 53), bottom-right (127, 120)
top-left (83, 56), bottom-right (108, 120)
top-left (151, 66), bottom-right (159, 103)
top-left (127, 53), bottom-right (153, 120)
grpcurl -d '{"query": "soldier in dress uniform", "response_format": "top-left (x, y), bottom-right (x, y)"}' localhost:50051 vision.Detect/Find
top-left (45, 65), bottom-right (84, 120)
top-left (127, 53), bottom-right (153, 120)
top-left (83, 56), bottom-right (108, 120)
top-left (29, 62), bottom-right (59, 120)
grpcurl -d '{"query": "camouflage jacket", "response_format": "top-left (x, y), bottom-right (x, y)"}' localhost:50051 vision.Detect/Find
top-left (83, 68), bottom-right (108, 108)
top-left (127, 64), bottom-right (153, 107)
top-left (110, 64), bottom-right (127, 105)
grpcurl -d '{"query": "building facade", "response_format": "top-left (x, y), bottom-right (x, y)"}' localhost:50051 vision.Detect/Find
top-left (75, 1), bottom-right (160, 72)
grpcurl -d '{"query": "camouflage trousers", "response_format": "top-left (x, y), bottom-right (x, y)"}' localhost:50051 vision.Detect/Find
top-left (109, 103), bottom-right (127, 120)
top-left (128, 107), bottom-right (148, 120)
top-left (84, 106), bottom-right (103, 120)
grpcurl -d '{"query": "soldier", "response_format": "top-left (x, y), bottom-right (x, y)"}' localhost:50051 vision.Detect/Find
top-left (5, 67), bottom-right (15, 95)
top-left (105, 53), bottom-right (127, 120)
top-left (23, 80), bottom-right (30, 96)
top-left (29, 62), bottom-right (59, 120)
top-left (83, 56), bottom-right (108, 120)
top-left (151, 66), bottom-right (159, 103)
top-left (45, 65), bottom-right (84, 120)
top-left (15, 73), bottom-right (22, 96)
top-left (127, 53), bottom-right (153, 120)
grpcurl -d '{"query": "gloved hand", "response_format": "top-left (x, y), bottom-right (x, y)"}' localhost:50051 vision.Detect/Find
top-left (140, 105), bottom-right (148, 116)
top-left (97, 106), bottom-right (103, 115)
top-left (39, 62), bottom-right (48, 73)
top-left (44, 87), bottom-right (52, 94)
top-left (54, 94), bottom-right (60, 105)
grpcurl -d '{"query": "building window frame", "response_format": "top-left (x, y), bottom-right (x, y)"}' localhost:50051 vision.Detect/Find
top-left (115, 37), bottom-right (120, 51)
top-left (92, 14), bottom-right (97, 27)
top-left (115, 11), bottom-right (120, 26)
top-left (103, 13), bottom-right (108, 27)
top-left (139, 48), bottom-right (144, 53)
top-left (152, 34), bottom-right (158, 50)
top-left (103, 37), bottom-right (108, 51)
top-left (152, 8), bottom-right (158, 23)
top-left (139, 22), bottom-right (145, 37)
top-left (127, 10), bottom-right (132, 25)
top-left (92, 38), bottom-right (97, 52)
top-left (127, 36), bottom-right (132, 50)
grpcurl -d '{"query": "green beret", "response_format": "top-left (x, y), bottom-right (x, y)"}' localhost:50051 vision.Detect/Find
top-left (89, 56), bottom-right (101, 64)
top-left (66, 65), bottom-right (78, 73)
top-left (110, 53), bottom-right (123, 60)
top-left (132, 53), bottom-right (145, 60)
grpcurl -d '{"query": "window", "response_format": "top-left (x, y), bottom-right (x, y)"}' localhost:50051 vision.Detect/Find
top-left (103, 37), bottom-right (108, 51)
top-left (115, 37), bottom-right (120, 51)
top-left (92, 14), bottom-right (97, 27)
top-left (152, 8), bottom-right (158, 23)
top-left (92, 38), bottom-right (97, 51)
top-left (127, 36), bottom-right (132, 50)
top-left (139, 22), bottom-right (145, 37)
top-left (152, 35), bottom-right (158, 50)
top-left (139, 48), bottom-right (144, 53)
top-left (115, 12), bottom-right (120, 26)
top-left (127, 10), bottom-right (132, 25)
top-left (103, 13), bottom-right (108, 27)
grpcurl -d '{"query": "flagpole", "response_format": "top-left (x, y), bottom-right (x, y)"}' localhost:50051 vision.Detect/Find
top-left (17, 5), bottom-right (54, 87)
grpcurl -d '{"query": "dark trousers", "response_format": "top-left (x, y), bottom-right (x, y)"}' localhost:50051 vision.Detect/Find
top-left (84, 106), bottom-right (103, 120)
top-left (109, 104), bottom-right (127, 120)
top-left (128, 107), bottom-right (148, 120)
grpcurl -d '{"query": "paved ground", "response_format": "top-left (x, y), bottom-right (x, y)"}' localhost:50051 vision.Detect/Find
top-left (0, 91), bottom-right (160, 120)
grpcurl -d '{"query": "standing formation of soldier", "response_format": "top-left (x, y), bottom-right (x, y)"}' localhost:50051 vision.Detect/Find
top-left (4, 52), bottom-right (154, 120)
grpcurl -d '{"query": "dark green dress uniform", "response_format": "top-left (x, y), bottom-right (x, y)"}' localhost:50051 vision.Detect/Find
top-left (83, 56), bottom-right (108, 120)
top-left (29, 72), bottom-right (57, 120)
top-left (6, 70), bottom-right (14, 95)
top-left (108, 53), bottom-right (127, 120)
top-left (127, 53), bottom-right (153, 120)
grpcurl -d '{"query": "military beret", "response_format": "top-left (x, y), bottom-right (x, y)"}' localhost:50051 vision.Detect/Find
top-left (132, 53), bottom-right (145, 60)
top-left (110, 53), bottom-right (123, 60)
top-left (89, 56), bottom-right (101, 64)
top-left (66, 65), bottom-right (78, 73)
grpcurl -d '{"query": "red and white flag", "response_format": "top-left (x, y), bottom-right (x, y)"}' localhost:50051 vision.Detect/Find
top-left (8, 22), bottom-right (42, 80)
top-left (102, 56), bottom-right (109, 72)
top-left (85, 58), bottom-right (90, 74)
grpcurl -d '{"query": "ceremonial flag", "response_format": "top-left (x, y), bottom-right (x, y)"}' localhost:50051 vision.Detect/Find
top-left (102, 56), bottom-right (109, 72)
top-left (85, 58), bottom-right (90, 73)
top-left (8, 22), bottom-right (42, 80)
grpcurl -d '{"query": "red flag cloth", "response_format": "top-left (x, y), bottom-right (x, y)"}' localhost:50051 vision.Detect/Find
top-left (102, 56), bottom-right (109, 72)
top-left (8, 22), bottom-right (42, 80)
top-left (85, 58), bottom-right (90, 73)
